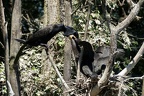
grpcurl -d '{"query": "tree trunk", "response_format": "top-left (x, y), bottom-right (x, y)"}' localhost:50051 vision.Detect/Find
top-left (9, 0), bottom-right (21, 95)
top-left (63, 0), bottom-right (72, 95)
top-left (40, 0), bottom-right (51, 79)
top-left (47, 0), bottom-right (60, 24)
top-left (0, 0), bottom-right (10, 95)
top-left (43, 0), bottom-right (61, 75)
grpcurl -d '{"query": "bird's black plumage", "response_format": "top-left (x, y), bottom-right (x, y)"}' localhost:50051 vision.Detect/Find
top-left (71, 38), bottom-right (124, 79)
top-left (70, 38), bottom-right (95, 78)
top-left (16, 24), bottom-right (78, 46)
top-left (78, 41), bottom-right (95, 77)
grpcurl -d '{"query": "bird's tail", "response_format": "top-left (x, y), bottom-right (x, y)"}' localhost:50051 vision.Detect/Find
top-left (15, 39), bottom-right (26, 44)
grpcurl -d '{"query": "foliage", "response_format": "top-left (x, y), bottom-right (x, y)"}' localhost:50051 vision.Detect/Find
top-left (0, 62), bottom-right (6, 95)
top-left (0, 0), bottom-right (144, 96)
top-left (19, 47), bottom-right (63, 96)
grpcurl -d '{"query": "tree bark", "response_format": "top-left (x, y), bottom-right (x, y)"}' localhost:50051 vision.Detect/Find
top-left (43, 0), bottom-right (61, 76)
top-left (48, 0), bottom-right (60, 24)
top-left (118, 42), bottom-right (144, 76)
top-left (10, 0), bottom-right (21, 95)
top-left (41, 0), bottom-right (51, 79)
top-left (142, 77), bottom-right (144, 96)
top-left (0, 0), bottom-right (11, 95)
top-left (63, 0), bottom-right (72, 95)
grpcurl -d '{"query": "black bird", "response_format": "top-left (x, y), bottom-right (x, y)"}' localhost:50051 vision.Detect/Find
top-left (16, 24), bottom-right (78, 46)
top-left (70, 37), bottom-right (124, 79)
top-left (78, 41), bottom-right (95, 78)
top-left (14, 24), bottom-right (79, 65)
top-left (70, 36), bottom-right (95, 78)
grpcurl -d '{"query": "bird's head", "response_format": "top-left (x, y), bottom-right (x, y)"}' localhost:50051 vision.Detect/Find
top-left (64, 26), bottom-right (79, 38)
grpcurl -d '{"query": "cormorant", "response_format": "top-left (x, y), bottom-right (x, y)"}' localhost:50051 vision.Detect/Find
top-left (70, 36), bottom-right (96, 78)
top-left (70, 37), bottom-right (124, 79)
top-left (16, 24), bottom-right (78, 46)
top-left (14, 24), bottom-right (79, 65)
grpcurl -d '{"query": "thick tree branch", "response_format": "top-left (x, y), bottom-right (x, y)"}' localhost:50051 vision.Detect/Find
top-left (115, 0), bottom-right (144, 34)
top-left (91, 0), bottom-right (116, 95)
top-left (118, 42), bottom-right (144, 76)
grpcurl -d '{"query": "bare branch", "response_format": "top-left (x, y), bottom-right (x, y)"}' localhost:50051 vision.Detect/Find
top-left (118, 42), bottom-right (144, 76)
top-left (84, 2), bottom-right (91, 40)
top-left (127, 0), bottom-right (136, 8)
top-left (0, 41), bottom-right (4, 49)
top-left (71, 4), bottom-right (81, 15)
top-left (7, 81), bottom-right (15, 96)
top-left (121, 75), bottom-right (144, 81)
top-left (47, 53), bottom-right (71, 90)
top-left (91, 0), bottom-right (117, 95)
top-left (118, 75), bottom-right (144, 96)
top-left (115, 0), bottom-right (144, 34)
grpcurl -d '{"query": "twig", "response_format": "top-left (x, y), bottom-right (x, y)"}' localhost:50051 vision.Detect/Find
top-left (127, 33), bottom-right (144, 40)
top-left (0, 42), bottom-right (4, 49)
top-left (117, 76), bottom-right (144, 96)
top-left (102, 0), bottom-right (112, 33)
top-left (63, 88), bottom-right (75, 94)
top-left (118, 81), bottom-right (124, 96)
top-left (84, 2), bottom-right (91, 40)
top-left (47, 53), bottom-right (70, 90)
top-left (7, 81), bottom-right (15, 96)
top-left (71, 4), bottom-right (81, 15)
top-left (123, 75), bottom-right (144, 81)
top-left (22, 15), bottom-right (37, 29)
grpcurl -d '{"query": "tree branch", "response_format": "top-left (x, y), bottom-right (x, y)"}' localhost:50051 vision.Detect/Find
top-left (115, 0), bottom-right (144, 34)
top-left (47, 53), bottom-right (71, 90)
top-left (0, 0), bottom-right (10, 94)
top-left (118, 75), bottom-right (144, 96)
top-left (91, 0), bottom-right (117, 95)
top-left (0, 41), bottom-right (4, 49)
top-left (91, 0), bottom-right (144, 96)
top-left (7, 81), bottom-right (15, 96)
top-left (84, 2), bottom-right (91, 40)
top-left (118, 42), bottom-right (144, 76)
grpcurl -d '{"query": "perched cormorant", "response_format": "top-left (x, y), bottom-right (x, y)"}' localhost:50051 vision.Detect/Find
top-left (16, 24), bottom-right (78, 46)
top-left (78, 41), bottom-right (95, 77)
top-left (70, 37), bottom-right (124, 79)
top-left (70, 36), bottom-right (96, 78)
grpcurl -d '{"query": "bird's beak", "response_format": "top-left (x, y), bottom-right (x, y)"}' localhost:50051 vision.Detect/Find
top-left (69, 35), bottom-right (77, 40)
